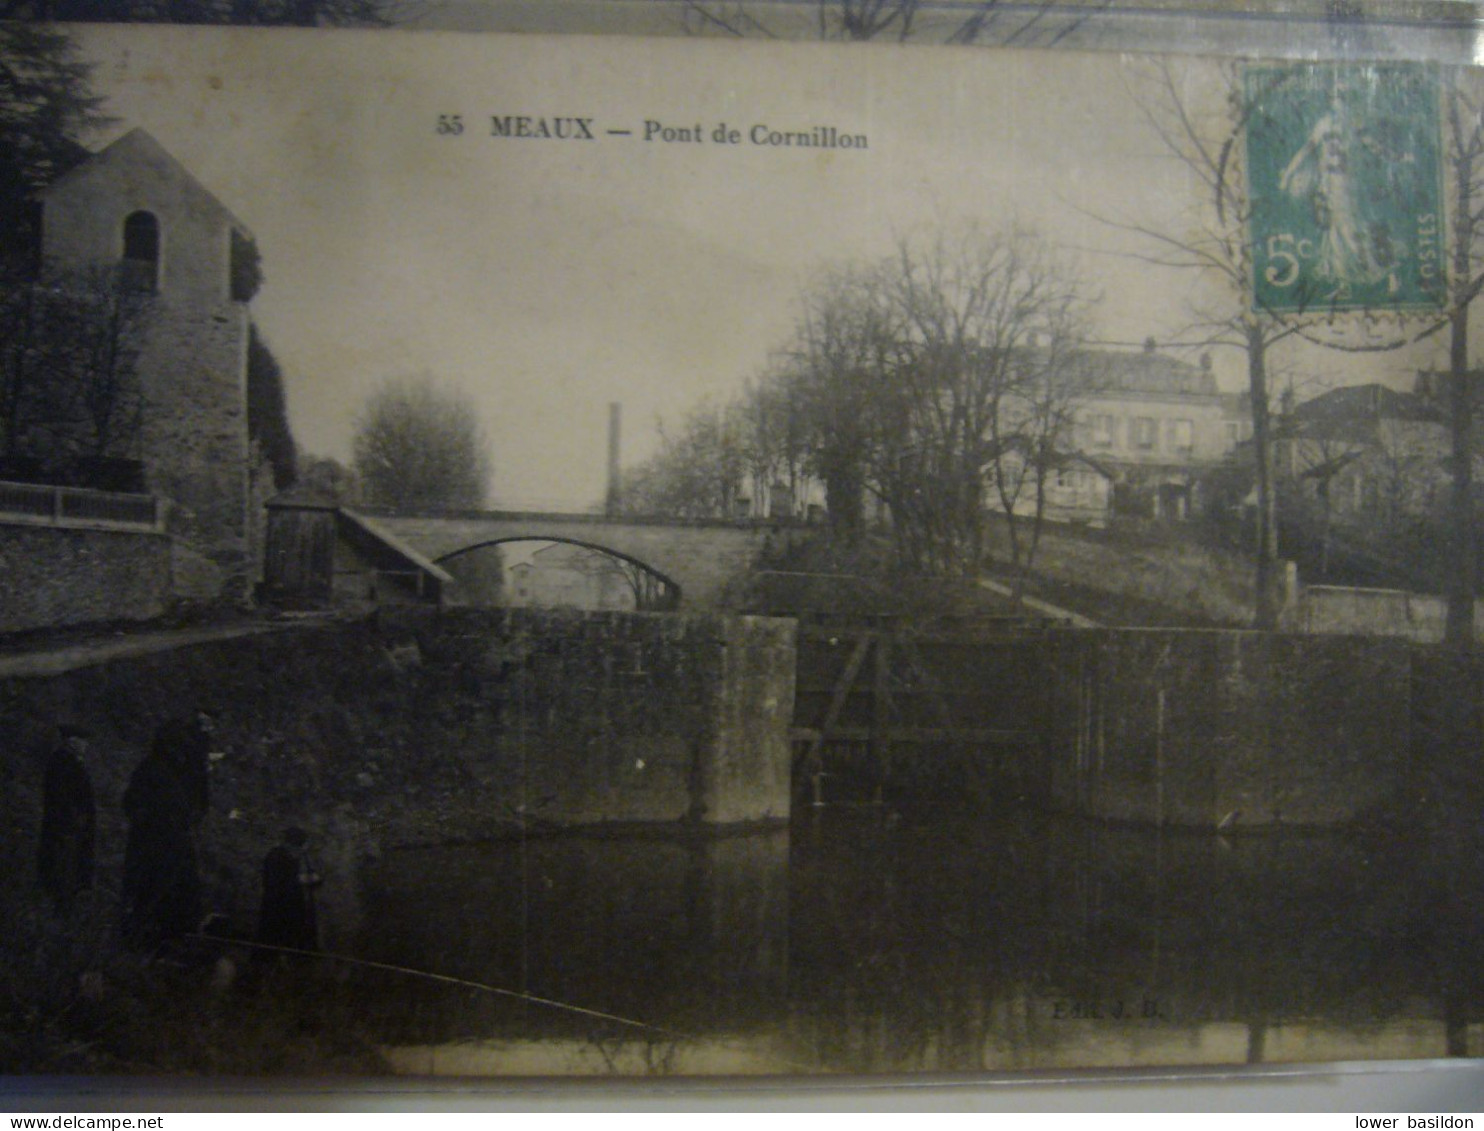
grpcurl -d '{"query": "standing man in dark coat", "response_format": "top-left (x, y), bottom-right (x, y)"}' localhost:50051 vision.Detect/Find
top-left (120, 742), bottom-right (202, 948)
top-left (38, 725), bottom-right (96, 912)
top-left (257, 827), bottom-right (321, 953)
top-left (150, 708), bottom-right (217, 826)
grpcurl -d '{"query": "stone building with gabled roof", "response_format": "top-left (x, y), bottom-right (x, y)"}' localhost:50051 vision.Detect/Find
top-left (36, 126), bottom-right (268, 601)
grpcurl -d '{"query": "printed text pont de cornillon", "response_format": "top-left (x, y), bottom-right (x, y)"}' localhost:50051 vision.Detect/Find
top-left (435, 114), bottom-right (869, 150)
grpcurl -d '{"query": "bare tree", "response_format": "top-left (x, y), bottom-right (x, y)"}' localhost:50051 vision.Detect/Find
top-left (678, 0), bottom-right (1107, 47)
top-left (0, 265), bottom-right (49, 461)
top-left (56, 265), bottom-right (151, 459)
top-left (1437, 71), bottom-right (1484, 646)
top-left (1282, 425), bottom-right (1367, 580)
top-left (621, 226), bottom-right (1097, 585)
top-left (841, 225), bottom-right (1094, 577)
top-left (441, 545), bottom-right (505, 606)
top-left (2, 0), bottom-right (405, 26)
top-left (619, 400), bottom-right (746, 520)
top-left (989, 346), bottom-right (1108, 589)
top-left (1108, 61), bottom-right (1329, 628)
top-left (782, 264), bottom-right (898, 541)
top-left (0, 264), bottom-right (150, 471)
top-left (753, 225), bottom-right (1097, 579)
top-left (1114, 60), bottom-right (1453, 627)
top-left (734, 369), bottom-right (812, 519)
top-left (351, 373), bottom-right (491, 511)
top-left (578, 550), bottom-right (676, 610)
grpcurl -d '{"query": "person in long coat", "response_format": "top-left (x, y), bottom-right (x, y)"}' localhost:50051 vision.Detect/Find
top-left (38, 725), bottom-right (96, 912)
top-left (257, 827), bottom-right (321, 953)
top-left (149, 709), bottom-right (217, 826)
top-left (120, 745), bottom-right (202, 948)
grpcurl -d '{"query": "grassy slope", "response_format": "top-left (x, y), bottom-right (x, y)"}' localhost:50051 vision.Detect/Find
top-left (981, 516), bottom-right (1259, 628)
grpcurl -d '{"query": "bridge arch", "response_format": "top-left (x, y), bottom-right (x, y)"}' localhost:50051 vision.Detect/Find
top-left (359, 509), bottom-right (799, 609)
top-left (435, 536), bottom-right (682, 610)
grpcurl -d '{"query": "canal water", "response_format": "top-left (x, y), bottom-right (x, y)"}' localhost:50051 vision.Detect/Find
top-left (338, 806), bottom-right (1484, 1076)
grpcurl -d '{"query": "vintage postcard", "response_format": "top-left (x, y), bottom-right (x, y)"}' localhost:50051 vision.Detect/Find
top-left (2, 13), bottom-right (1482, 1088)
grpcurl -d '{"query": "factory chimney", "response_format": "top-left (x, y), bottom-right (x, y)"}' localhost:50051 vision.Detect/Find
top-left (605, 402), bottom-right (622, 516)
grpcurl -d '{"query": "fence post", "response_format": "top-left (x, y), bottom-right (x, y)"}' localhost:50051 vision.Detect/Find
top-left (871, 631), bottom-right (891, 805)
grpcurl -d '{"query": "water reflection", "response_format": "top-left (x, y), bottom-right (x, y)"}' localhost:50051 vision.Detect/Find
top-left (349, 807), bottom-right (1484, 1075)
top-left (357, 830), bottom-right (790, 1057)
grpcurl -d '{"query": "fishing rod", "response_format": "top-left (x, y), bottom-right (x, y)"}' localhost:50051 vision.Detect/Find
top-left (185, 933), bottom-right (822, 1073)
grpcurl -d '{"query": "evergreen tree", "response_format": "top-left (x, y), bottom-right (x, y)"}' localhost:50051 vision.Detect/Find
top-left (0, 24), bottom-right (108, 269)
top-left (247, 322), bottom-right (298, 491)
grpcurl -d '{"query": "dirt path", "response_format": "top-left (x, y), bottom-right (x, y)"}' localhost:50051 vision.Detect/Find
top-left (0, 621), bottom-right (301, 679)
top-left (975, 577), bottom-right (1100, 627)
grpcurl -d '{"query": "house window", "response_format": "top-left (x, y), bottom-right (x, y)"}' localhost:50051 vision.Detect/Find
top-left (1132, 417), bottom-right (1158, 450)
top-left (121, 211), bottom-right (160, 292)
top-left (1090, 414), bottom-right (1116, 446)
top-left (1169, 419), bottom-right (1193, 452)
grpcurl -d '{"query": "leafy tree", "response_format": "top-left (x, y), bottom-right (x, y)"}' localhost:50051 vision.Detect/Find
top-left (246, 323), bottom-right (298, 490)
top-left (297, 453), bottom-right (360, 503)
top-left (351, 373), bottom-right (491, 511)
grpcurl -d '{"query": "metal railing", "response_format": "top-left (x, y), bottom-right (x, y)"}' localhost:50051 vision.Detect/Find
top-left (0, 479), bottom-right (161, 530)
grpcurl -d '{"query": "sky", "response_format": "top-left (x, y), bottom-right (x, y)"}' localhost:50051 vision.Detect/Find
top-left (72, 23), bottom-right (1448, 511)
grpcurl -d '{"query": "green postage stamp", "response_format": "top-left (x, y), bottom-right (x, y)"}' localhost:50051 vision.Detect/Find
top-left (1246, 62), bottom-right (1446, 314)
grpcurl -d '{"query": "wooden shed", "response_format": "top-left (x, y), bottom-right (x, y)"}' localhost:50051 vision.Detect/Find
top-left (262, 487), bottom-right (339, 605)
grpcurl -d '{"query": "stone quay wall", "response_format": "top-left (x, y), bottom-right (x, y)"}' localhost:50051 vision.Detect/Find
top-left (0, 522), bottom-right (173, 635)
top-left (1290, 584), bottom-right (1484, 645)
top-left (1, 608), bottom-right (796, 946)
top-left (1042, 628), bottom-right (1414, 829)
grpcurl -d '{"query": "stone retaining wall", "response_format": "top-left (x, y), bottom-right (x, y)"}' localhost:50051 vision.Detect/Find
top-left (1291, 585), bottom-right (1484, 644)
top-left (0, 609), bottom-right (795, 945)
top-left (0, 523), bottom-right (173, 634)
top-left (1043, 628), bottom-right (1413, 828)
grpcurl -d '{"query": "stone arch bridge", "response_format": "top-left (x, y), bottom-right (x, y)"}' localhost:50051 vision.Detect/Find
top-left (357, 508), bottom-right (811, 609)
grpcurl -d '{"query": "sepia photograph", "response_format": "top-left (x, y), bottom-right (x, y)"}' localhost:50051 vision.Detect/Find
top-left (1, 2), bottom-right (1483, 1093)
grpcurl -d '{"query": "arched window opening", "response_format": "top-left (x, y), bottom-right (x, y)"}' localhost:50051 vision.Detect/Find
top-left (121, 211), bottom-right (159, 292)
